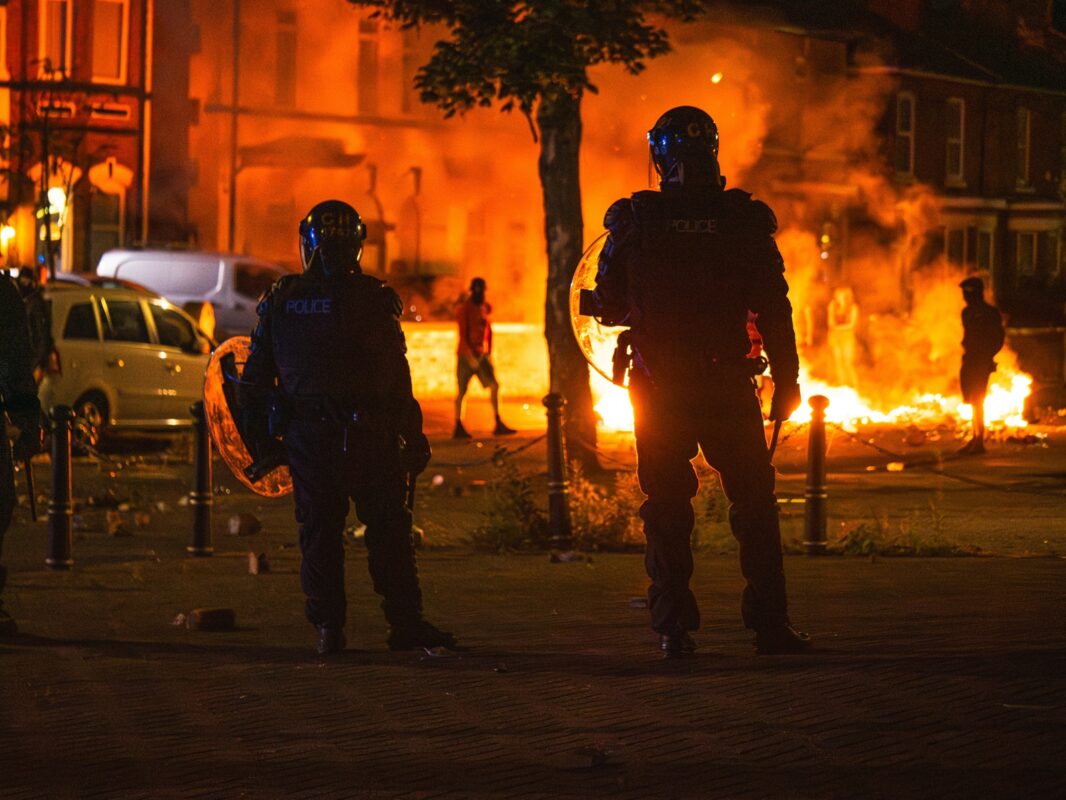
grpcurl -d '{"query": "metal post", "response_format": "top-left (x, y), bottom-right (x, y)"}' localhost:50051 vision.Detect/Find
top-left (804, 394), bottom-right (830, 556)
top-left (46, 405), bottom-right (74, 570)
top-left (543, 393), bottom-right (573, 554)
top-left (188, 401), bottom-right (213, 556)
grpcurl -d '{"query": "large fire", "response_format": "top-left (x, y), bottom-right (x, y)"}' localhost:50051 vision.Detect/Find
top-left (592, 356), bottom-right (1031, 434)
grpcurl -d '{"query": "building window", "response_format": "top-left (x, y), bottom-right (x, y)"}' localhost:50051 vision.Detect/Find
top-left (401, 27), bottom-right (419, 114)
top-left (946, 227), bottom-right (966, 265)
top-left (976, 230), bottom-right (994, 271)
top-left (275, 11), bottom-right (297, 107)
top-left (946, 98), bottom-right (964, 184)
top-left (894, 92), bottom-right (915, 177)
top-left (1016, 231), bottom-right (1037, 276)
top-left (1052, 0), bottom-right (1066, 35)
top-left (39, 0), bottom-right (72, 78)
top-left (358, 17), bottom-right (380, 115)
top-left (1016, 107), bottom-right (1031, 188)
top-left (89, 188), bottom-right (125, 271)
top-left (92, 0), bottom-right (129, 83)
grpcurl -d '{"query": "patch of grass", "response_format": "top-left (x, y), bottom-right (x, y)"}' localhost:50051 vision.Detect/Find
top-left (567, 464), bottom-right (643, 552)
top-left (836, 505), bottom-right (978, 557)
top-left (470, 458), bottom-right (549, 553)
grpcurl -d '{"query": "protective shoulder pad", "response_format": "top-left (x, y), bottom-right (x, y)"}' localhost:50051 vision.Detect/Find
top-left (747, 199), bottom-right (778, 235)
top-left (257, 273), bottom-right (299, 315)
top-left (603, 197), bottom-right (635, 232)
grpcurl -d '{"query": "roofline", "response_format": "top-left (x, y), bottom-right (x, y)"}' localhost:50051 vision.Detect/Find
top-left (853, 65), bottom-right (1066, 98)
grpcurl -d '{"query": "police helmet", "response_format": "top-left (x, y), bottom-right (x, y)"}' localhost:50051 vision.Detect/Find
top-left (647, 106), bottom-right (720, 183)
top-left (298, 199), bottom-right (367, 278)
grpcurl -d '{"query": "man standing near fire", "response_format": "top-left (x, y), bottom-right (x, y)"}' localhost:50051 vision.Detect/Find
top-left (585, 105), bottom-right (810, 658)
top-left (453, 277), bottom-right (516, 439)
top-left (958, 276), bottom-right (1005, 455)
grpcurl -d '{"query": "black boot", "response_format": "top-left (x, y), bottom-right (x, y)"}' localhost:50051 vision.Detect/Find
top-left (452, 420), bottom-right (472, 440)
top-left (754, 624), bottom-right (812, 655)
top-left (388, 619), bottom-right (458, 651)
top-left (493, 418), bottom-right (516, 436)
top-left (659, 631), bottom-right (697, 659)
top-left (315, 625), bottom-right (347, 655)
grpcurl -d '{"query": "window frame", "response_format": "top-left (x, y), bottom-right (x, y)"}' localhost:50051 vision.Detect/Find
top-left (1016, 107), bottom-right (1032, 189)
top-left (38, 0), bottom-right (73, 79)
top-left (976, 229), bottom-right (995, 272)
top-left (1016, 231), bottom-right (1038, 276)
top-left (62, 300), bottom-right (103, 342)
top-left (148, 301), bottom-right (200, 353)
top-left (357, 16), bottom-right (381, 116)
top-left (99, 297), bottom-right (153, 345)
top-left (945, 97), bottom-right (965, 185)
top-left (895, 92), bottom-right (916, 178)
top-left (91, 0), bottom-right (130, 85)
top-left (274, 9), bottom-right (297, 107)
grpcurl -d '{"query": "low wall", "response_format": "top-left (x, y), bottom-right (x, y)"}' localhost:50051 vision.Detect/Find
top-left (402, 321), bottom-right (549, 400)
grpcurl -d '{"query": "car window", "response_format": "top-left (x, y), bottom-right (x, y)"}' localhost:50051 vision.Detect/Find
top-left (103, 300), bottom-right (151, 343)
top-left (234, 263), bottom-right (281, 300)
top-left (63, 302), bottom-right (99, 340)
top-left (150, 304), bottom-right (198, 351)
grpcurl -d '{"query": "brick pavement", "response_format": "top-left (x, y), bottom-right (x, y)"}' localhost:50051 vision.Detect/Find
top-left (1, 519), bottom-right (1064, 799)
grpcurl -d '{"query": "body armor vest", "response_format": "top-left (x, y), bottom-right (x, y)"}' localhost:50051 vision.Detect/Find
top-left (628, 187), bottom-right (764, 383)
top-left (267, 272), bottom-right (406, 411)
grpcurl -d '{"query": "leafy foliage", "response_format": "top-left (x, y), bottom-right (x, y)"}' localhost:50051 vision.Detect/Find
top-left (568, 463), bottom-right (643, 551)
top-left (472, 458), bottom-right (550, 553)
top-left (348, 1), bottom-right (705, 117)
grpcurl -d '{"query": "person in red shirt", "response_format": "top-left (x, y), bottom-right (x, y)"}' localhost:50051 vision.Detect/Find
top-left (454, 277), bottom-right (515, 438)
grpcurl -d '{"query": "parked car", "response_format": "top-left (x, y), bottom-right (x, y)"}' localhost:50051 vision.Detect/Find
top-left (95, 249), bottom-right (291, 339)
top-left (39, 282), bottom-right (215, 449)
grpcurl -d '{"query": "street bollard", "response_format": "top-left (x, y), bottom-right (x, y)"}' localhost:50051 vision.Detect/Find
top-left (543, 393), bottom-right (573, 554)
top-left (804, 394), bottom-right (830, 556)
top-left (187, 401), bottom-right (214, 556)
top-left (46, 405), bottom-right (74, 570)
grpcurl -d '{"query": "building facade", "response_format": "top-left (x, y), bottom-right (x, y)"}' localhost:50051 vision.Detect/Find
top-left (1, 0), bottom-right (152, 274)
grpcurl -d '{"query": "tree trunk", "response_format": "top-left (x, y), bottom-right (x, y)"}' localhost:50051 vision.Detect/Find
top-left (537, 92), bottom-right (598, 470)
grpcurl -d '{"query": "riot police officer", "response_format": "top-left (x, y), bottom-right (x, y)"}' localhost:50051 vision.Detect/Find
top-left (240, 200), bottom-right (456, 655)
top-left (588, 106), bottom-right (810, 657)
top-left (1, 275), bottom-right (45, 636)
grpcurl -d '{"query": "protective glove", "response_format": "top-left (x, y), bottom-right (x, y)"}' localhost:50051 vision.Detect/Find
top-left (13, 417), bottom-right (45, 461)
top-left (769, 381), bottom-right (801, 422)
top-left (401, 431), bottom-right (431, 477)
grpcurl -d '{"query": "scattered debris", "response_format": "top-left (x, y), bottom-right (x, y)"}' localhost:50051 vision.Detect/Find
top-left (171, 613), bottom-right (187, 627)
top-left (132, 512), bottom-right (151, 530)
top-left (886, 462), bottom-right (905, 472)
top-left (177, 495), bottom-right (190, 507)
top-left (228, 513), bottom-right (262, 537)
top-left (431, 474), bottom-right (445, 488)
top-left (106, 510), bottom-right (132, 537)
top-left (187, 608), bottom-right (236, 631)
top-left (248, 552), bottom-right (270, 575)
top-left (904, 427), bottom-right (926, 447)
top-left (628, 597), bottom-right (649, 609)
top-left (345, 523), bottom-right (367, 543)
top-left (493, 664), bottom-right (509, 673)
top-left (155, 501), bottom-right (171, 513)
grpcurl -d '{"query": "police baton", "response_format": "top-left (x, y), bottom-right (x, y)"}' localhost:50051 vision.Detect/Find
top-left (406, 471), bottom-right (416, 513)
top-left (23, 455), bottom-right (37, 522)
top-left (767, 419), bottom-right (783, 461)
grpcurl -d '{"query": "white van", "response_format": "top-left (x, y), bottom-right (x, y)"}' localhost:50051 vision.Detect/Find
top-left (95, 249), bottom-right (292, 339)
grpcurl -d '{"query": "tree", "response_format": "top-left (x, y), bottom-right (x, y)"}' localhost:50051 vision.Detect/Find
top-left (348, 0), bottom-right (703, 467)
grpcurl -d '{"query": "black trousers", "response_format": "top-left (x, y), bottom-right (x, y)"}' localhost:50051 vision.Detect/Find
top-left (0, 432), bottom-right (13, 601)
top-left (284, 420), bottom-right (422, 629)
top-left (630, 374), bottom-right (789, 635)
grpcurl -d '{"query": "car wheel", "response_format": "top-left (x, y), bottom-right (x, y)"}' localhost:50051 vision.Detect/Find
top-left (72, 392), bottom-right (109, 455)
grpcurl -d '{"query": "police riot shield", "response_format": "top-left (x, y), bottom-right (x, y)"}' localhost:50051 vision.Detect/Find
top-left (569, 232), bottom-right (631, 387)
top-left (203, 337), bottom-right (292, 498)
